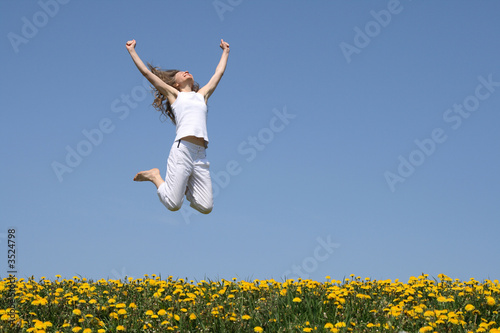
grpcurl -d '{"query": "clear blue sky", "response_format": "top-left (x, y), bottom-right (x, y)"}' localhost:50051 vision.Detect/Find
top-left (1, 0), bottom-right (499, 283)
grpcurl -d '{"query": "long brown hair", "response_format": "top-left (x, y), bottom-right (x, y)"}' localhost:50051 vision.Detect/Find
top-left (147, 63), bottom-right (200, 124)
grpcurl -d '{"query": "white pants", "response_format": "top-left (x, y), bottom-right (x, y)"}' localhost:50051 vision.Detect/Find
top-left (157, 140), bottom-right (213, 214)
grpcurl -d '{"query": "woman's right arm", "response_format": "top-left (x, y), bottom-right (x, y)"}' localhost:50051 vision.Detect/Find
top-left (126, 40), bottom-right (177, 102)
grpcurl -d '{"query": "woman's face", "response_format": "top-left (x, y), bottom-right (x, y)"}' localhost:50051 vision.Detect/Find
top-left (175, 71), bottom-right (194, 88)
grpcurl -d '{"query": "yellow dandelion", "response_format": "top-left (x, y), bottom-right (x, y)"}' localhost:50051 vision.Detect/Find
top-left (303, 328), bottom-right (313, 332)
top-left (293, 297), bottom-right (302, 303)
top-left (72, 328), bottom-right (82, 333)
top-left (465, 304), bottom-right (475, 311)
top-left (35, 321), bottom-right (45, 329)
top-left (254, 327), bottom-right (263, 332)
top-left (116, 325), bottom-right (126, 331)
top-left (72, 309), bottom-right (81, 316)
top-left (487, 297), bottom-right (496, 306)
top-left (324, 323), bottom-right (334, 329)
top-left (117, 309), bottom-right (127, 315)
top-left (242, 315), bottom-right (251, 320)
top-left (424, 310), bottom-right (435, 317)
top-left (83, 329), bottom-right (92, 333)
top-left (158, 309), bottom-right (167, 316)
top-left (189, 313), bottom-right (197, 320)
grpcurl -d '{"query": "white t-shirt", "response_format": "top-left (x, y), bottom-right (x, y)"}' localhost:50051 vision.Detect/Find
top-left (172, 92), bottom-right (209, 144)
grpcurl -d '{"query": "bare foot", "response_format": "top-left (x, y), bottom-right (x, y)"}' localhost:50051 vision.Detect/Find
top-left (133, 168), bottom-right (164, 189)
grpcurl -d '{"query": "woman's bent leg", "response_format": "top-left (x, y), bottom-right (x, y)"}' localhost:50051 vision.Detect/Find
top-left (157, 142), bottom-right (193, 211)
top-left (186, 157), bottom-right (213, 214)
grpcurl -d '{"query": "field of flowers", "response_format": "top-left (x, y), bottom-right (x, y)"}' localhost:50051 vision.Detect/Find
top-left (0, 274), bottom-right (499, 332)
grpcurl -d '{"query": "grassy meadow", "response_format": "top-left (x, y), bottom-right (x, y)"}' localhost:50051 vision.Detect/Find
top-left (1, 274), bottom-right (499, 332)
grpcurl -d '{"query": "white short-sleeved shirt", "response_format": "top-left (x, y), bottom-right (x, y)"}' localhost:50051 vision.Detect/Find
top-left (172, 92), bottom-right (208, 144)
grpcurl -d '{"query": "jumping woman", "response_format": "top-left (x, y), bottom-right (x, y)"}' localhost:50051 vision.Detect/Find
top-left (125, 38), bottom-right (230, 214)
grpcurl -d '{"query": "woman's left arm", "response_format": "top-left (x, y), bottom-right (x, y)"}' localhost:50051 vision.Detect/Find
top-left (199, 39), bottom-right (230, 103)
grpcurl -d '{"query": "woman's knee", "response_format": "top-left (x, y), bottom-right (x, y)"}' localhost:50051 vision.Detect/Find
top-left (157, 186), bottom-right (184, 211)
top-left (193, 203), bottom-right (213, 214)
top-left (166, 203), bottom-right (182, 212)
top-left (161, 196), bottom-right (183, 211)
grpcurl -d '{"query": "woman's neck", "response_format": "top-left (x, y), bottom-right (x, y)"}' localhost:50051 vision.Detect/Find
top-left (178, 86), bottom-right (193, 93)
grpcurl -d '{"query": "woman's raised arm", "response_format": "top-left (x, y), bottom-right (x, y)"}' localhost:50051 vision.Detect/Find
top-left (126, 40), bottom-right (178, 103)
top-left (199, 39), bottom-right (230, 103)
